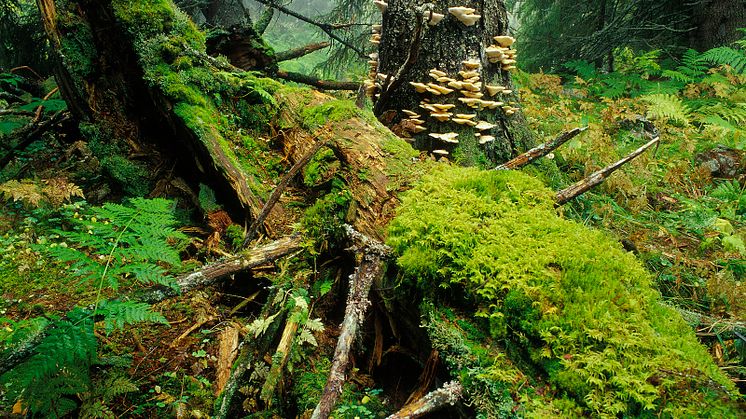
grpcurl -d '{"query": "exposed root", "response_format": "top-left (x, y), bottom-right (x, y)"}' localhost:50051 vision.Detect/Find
top-left (386, 380), bottom-right (463, 419)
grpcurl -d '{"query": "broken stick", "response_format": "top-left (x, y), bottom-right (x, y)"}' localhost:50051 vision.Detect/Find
top-left (495, 127), bottom-right (587, 170)
top-left (311, 226), bottom-right (391, 419)
top-left (555, 135), bottom-right (659, 206)
top-left (386, 380), bottom-right (463, 419)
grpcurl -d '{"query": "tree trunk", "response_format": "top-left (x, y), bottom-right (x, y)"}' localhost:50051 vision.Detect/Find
top-left (689, 0), bottom-right (746, 51)
top-left (372, 0), bottom-right (532, 164)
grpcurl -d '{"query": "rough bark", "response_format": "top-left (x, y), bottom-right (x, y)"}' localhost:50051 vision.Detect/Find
top-left (373, 0), bottom-right (532, 163)
top-left (689, 0), bottom-right (746, 51)
top-left (386, 380), bottom-right (463, 419)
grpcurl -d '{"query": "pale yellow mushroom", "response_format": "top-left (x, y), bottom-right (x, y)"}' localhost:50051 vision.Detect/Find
top-left (455, 113), bottom-right (476, 119)
top-left (411, 125), bottom-right (427, 133)
top-left (460, 81), bottom-right (481, 92)
top-left (429, 132), bottom-right (460, 143)
top-left (448, 7), bottom-right (480, 26)
top-left (425, 11), bottom-right (445, 25)
top-left (458, 97), bottom-right (482, 107)
top-left (485, 46), bottom-right (504, 58)
top-left (506, 109), bottom-right (515, 115)
top-left (502, 89), bottom-right (513, 94)
top-left (430, 112), bottom-right (452, 122)
top-left (372, 24), bottom-right (382, 32)
top-left (475, 121), bottom-right (495, 130)
top-left (493, 35), bottom-right (515, 47)
top-left (374, 0), bottom-right (388, 12)
top-left (478, 135), bottom-right (496, 144)
top-left (376, 73), bottom-right (389, 81)
top-left (410, 82), bottom-right (429, 93)
top-left (447, 6), bottom-right (476, 14)
top-left (437, 76), bottom-right (456, 83)
top-left (409, 118), bottom-right (426, 125)
top-left (502, 65), bottom-right (517, 71)
top-left (431, 103), bottom-right (456, 111)
top-left (447, 80), bottom-right (464, 90)
top-left (420, 103), bottom-right (438, 112)
top-left (432, 149), bottom-right (450, 156)
top-left (402, 109), bottom-right (419, 117)
top-left (429, 69), bottom-right (447, 78)
top-left (369, 52), bottom-right (379, 59)
top-left (452, 118), bottom-right (478, 126)
top-left (482, 100), bottom-right (503, 109)
top-left (459, 70), bottom-right (479, 79)
top-left (427, 83), bottom-right (454, 95)
top-left (501, 59), bottom-right (517, 66)
top-left (462, 59), bottom-right (480, 69)
top-left (485, 85), bottom-right (504, 96)
top-left (461, 91), bottom-right (484, 98)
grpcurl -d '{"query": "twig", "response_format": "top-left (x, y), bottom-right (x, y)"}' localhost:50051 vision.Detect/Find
top-left (311, 226), bottom-right (390, 419)
top-left (251, 0), bottom-right (365, 57)
top-left (170, 315), bottom-right (215, 347)
top-left (373, 9), bottom-right (426, 116)
top-left (244, 133), bottom-right (329, 245)
top-left (555, 136), bottom-right (659, 206)
top-left (0, 111), bottom-right (69, 170)
top-left (495, 127), bottom-right (587, 170)
top-left (276, 42), bottom-right (331, 62)
top-left (10, 66), bottom-right (43, 81)
top-left (386, 380), bottom-right (463, 419)
top-left (276, 70), bottom-right (360, 91)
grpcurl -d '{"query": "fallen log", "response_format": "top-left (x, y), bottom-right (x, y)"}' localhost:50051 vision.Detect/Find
top-left (386, 380), bottom-right (463, 419)
top-left (311, 226), bottom-right (391, 419)
top-left (495, 127), bottom-right (587, 170)
top-left (276, 42), bottom-right (331, 62)
top-left (276, 70), bottom-right (361, 91)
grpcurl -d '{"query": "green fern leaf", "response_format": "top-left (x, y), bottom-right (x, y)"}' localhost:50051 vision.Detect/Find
top-left (96, 300), bottom-right (168, 335)
top-left (642, 93), bottom-right (690, 124)
top-left (701, 46), bottom-right (746, 74)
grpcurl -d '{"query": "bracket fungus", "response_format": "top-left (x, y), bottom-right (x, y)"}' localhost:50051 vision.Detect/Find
top-left (448, 6), bottom-right (480, 26)
top-left (430, 132), bottom-right (460, 143)
top-left (462, 59), bottom-right (480, 69)
top-left (478, 135), bottom-right (496, 144)
top-left (427, 83), bottom-right (454, 95)
top-left (402, 109), bottom-right (419, 117)
top-left (410, 82), bottom-right (429, 93)
top-left (474, 121), bottom-right (495, 130)
top-left (424, 11), bottom-right (445, 26)
top-left (493, 35), bottom-right (515, 47)
top-left (430, 112), bottom-right (452, 122)
top-left (455, 113), bottom-right (476, 119)
top-left (429, 69), bottom-right (447, 78)
top-left (432, 149), bottom-right (450, 156)
top-left (374, 0), bottom-right (388, 12)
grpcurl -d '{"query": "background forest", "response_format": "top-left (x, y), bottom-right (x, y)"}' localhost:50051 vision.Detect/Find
top-left (0, 0), bottom-right (745, 417)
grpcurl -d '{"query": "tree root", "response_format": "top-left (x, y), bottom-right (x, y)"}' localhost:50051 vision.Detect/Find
top-left (311, 226), bottom-right (391, 419)
top-left (386, 380), bottom-right (463, 419)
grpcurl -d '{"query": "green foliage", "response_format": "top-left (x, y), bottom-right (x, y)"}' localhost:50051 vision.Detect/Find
top-left (388, 166), bottom-right (739, 416)
top-left (41, 197), bottom-right (186, 290)
top-left (641, 93), bottom-right (690, 125)
top-left (96, 300), bottom-right (168, 335)
top-left (701, 46), bottom-right (746, 74)
top-left (302, 176), bottom-right (352, 251)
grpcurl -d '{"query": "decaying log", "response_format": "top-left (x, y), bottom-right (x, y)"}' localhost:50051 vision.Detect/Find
top-left (386, 380), bottom-right (463, 419)
top-left (555, 136), bottom-right (659, 206)
top-left (259, 316), bottom-right (300, 404)
top-left (495, 127), bottom-right (587, 170)
top-left (311, 226), bottom-right (391, 419)
top-left (215, 323), bottom-right (241, 395)
top-left (0, 235), bottom-right (302, 376)
top-left (276, 70), bottom-right (361, 91)
top-left (275, 42), bottom-right (331, 62)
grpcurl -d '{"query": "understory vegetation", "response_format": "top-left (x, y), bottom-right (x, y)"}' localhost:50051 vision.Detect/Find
top-left (0, 0), bottom-right (745, 417)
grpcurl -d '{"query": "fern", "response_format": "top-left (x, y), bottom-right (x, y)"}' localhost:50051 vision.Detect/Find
top-left (0, 178), bottom-right (83, 207)
top-left (701, 46), bottom-right (746, 75)
top-left (641, 93), bottom-right (690, 124)
top-left (96, 300), bottom-right (168, 334)
top-left (563, 60), bottom-right (597, 80)
top-left (662, 49), bottom-right (709, 83)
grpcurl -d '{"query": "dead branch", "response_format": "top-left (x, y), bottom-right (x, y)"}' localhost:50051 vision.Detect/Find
top-left (555, 136), bottom-right (659, 206)
top-left (0, 111), bottom-right (70, 169)
top-left (387, 380), bottom-right (463, 419)
top-left (311, 226), bottom-right (391, 419)
top-left (244, 134), bottom-right (328, 244)
top-left (276, 70), bottom-right (360, 91)
top-left (496, 127), bottom-right (587, 170)
top-left (276, 42), bottom-right (331, 62)
top-left (254, 6), bottom-right (274, 35)
top-left (670, 304), bottom-right (746, 342)
top-left (0, 235), bottom-right (303, 376)
top-left (251, 0), bottom-right (365, 57)
top-left (260, 316), bottom-right (300, 404)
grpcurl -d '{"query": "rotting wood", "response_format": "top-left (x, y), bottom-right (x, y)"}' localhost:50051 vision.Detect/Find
top-left (495, 127), bottom-right (587, 170)
top-left (244, 132), bottom-right (329, 245)
top-left (311, 225), bottom-right (391, 419)
top-left (671, 304), bottom-right (746, 342)
top-left (276, 42), bottom-right (331, 62)
top-left (215, 323), bottom-right (241, 395)
top-left (0, 235), bottom-right (303, 376)
top-left (386, 380), bottom-right (463, 419)
top-left (260, 317), bottom-right (300, 404)
top-left (555, 136), bottom-right (659, 206)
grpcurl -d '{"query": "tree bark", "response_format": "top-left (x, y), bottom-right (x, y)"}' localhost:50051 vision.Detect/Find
top-left (373, 0), bottom-right (532, 163)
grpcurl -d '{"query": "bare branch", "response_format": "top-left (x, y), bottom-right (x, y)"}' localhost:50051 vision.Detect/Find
top-left (276, 42), bottom-right (331, 62)
top-left (276, 70), bottom-right (360, 91)
top-left (387, 381), bottom-right (463, 419)
top-left (496, 127), bottom-right (587, 170)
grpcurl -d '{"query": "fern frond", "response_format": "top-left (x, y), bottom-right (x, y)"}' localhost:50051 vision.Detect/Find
top-left (641, 93), bottom-right (690, 124)
top-left (95, 300), bottom-right (168, 335)
top-left (564, 60), bottom-right (597, 80)
top-left (701, 46), bottom-right (746, 74)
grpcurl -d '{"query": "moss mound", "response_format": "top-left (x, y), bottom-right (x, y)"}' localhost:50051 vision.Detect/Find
top-left (388, 166), bottom-right (739, 417)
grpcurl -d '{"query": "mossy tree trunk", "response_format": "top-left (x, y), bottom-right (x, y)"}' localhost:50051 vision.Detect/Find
top-left (372, 0), bottom-right (532, 164)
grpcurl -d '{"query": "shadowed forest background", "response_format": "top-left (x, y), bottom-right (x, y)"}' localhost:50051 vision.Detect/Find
top-left (1, 0), bottom-right (746, 417)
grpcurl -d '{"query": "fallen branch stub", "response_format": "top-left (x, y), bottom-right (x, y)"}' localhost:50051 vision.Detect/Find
top-left (555, 135), bottom-right (659, 206)
top-left (311, 225), bottom-right (391, 419)
top-left (276, 70), bottom-right (361, 91)
top-left (275, 42), bottom-right (331, 62)
top-left (386, 380), bottom-right (463, 419)
top-left (495, 126), bottom-right (587, 170)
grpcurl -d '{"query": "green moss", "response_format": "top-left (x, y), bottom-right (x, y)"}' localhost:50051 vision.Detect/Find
top-left (388, 166), bottom-right (739, 417)
top-left (300, 99), bottom-right (361, 130)
top-left (301, 177), bottom-right (352, 253)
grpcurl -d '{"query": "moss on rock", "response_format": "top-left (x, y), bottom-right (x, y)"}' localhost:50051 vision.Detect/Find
top-left (388, 166), bottom-right (739, 417)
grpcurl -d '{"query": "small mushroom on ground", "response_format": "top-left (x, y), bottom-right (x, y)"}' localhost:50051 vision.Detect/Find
top-left (493, 35), bottom-right (515, 47)
top-left (430, 132), bottom-right (460, 143)
top-left (374, 0), bottom-right (388, 12)
top-left (478, 135), bottom-right (496, 144)
top-left (475, 121), bottom-right (495, 130)
top-left (455, 113), bottom-right (476, 119)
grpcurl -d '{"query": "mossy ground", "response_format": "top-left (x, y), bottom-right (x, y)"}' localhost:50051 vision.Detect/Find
top-left (388, 165), bottom-right (740, 417)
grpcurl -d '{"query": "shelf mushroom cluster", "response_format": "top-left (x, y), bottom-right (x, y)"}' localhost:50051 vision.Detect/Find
top-left (486, 36), bottom-right (517, 71)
